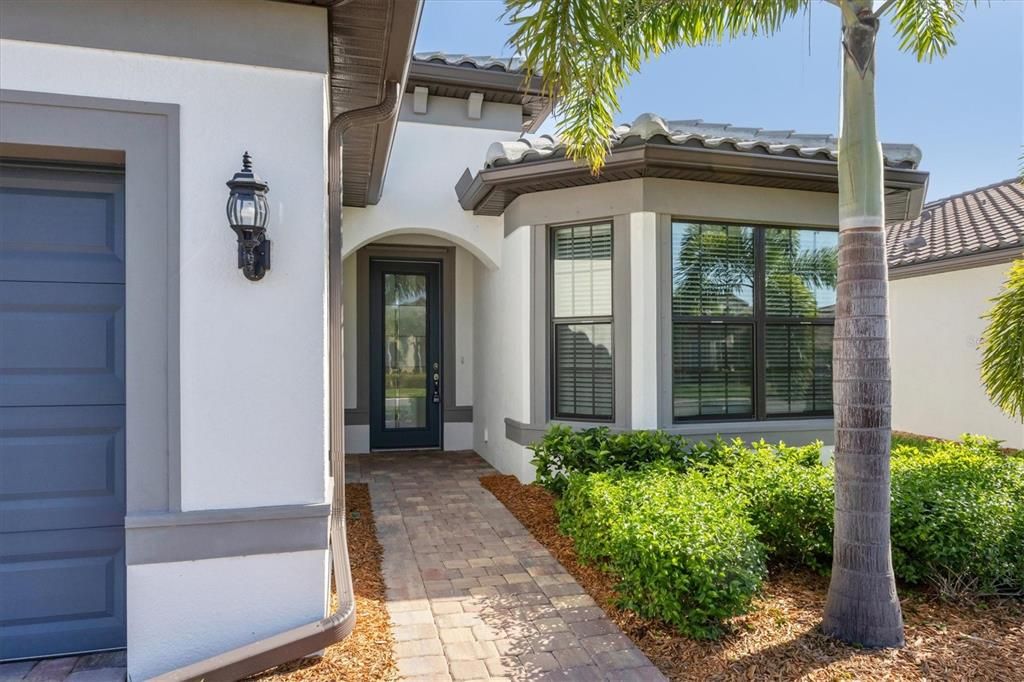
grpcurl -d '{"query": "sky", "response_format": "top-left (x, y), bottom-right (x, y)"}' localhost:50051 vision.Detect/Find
top-left (415, 0), bottom-right (1023, 202)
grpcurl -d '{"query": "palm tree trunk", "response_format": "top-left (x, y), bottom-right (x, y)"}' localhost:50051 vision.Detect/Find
top-left (822, 0), bottom-right (904, 648)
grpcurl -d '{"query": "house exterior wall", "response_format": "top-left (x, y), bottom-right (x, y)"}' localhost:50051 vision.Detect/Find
top-left (343, 104), bottom-right (522, 268)
top-left (0, 2), bottom-right (331, 676)
top-left (890, 262), bottom-right (1024, 448)
top-left (341, 99), bottom-right (519, 453)
top-left (473, 226), bottom-right (537, 481)
top-left (480, 180), bottom-right (840, 482)
top-left (127, 550), bottom-right (327, 680)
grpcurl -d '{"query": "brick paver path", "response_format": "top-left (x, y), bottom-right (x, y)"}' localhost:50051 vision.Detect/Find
top-left (348, 451), bottom-right (665, 682)
top-left (0, 652), bottom-right (126, 682)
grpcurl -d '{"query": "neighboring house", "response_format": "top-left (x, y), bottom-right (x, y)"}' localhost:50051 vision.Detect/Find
top-left (888, 178), bottom-right (1024, 448)
top-left (0, 1), bottom-right (930, 678)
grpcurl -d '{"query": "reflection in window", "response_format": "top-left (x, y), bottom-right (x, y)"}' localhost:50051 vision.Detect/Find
top-left (671, 221), bottom-right (837, 421)
top-left (551, 224), bottom-right (613, 420)
top-left (672, 223), bottom-right (754, 316)
top-left (383, 273), bottom-right (427, 429)
top-left (765, 228), bottom-right (838, 317)
top-left (765, 324), bottom-right (834, 416)
top-left (764, 228), bottom-right (837, 417)
top-left (673, 323), bottom-right (753, 418)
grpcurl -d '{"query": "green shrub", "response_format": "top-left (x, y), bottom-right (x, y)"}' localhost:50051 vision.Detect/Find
top-left (890, 437), bottom-right (1024, 596)
top-left (704, 440), bottom-right (834, 572)
top-left (559, 463), bottom-right (765, 638)
top-left (891, 432), bottom-right (944, 453)
top-left (529, 425), bottom-right (704, 493)
top-left (545, 425), bottom-right (1024, 604)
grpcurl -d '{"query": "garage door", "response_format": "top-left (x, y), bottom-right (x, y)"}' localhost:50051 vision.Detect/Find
top-left (0, 162), bottom-right (127, 660)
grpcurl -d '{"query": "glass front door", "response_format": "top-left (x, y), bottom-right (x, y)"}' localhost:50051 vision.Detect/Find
top-left (369, 259), bottom-right (442, 449)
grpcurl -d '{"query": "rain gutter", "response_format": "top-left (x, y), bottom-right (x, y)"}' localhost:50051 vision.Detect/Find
top-left (151, 80), bottom-right (403, 682)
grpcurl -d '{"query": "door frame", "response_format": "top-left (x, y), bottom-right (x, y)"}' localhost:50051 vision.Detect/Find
top-left (368, 257), bottom-right (444, 450)
top-left (346, 244), bottom-right (475, 452)
top-left (0, 90), bottom-right (181, 516)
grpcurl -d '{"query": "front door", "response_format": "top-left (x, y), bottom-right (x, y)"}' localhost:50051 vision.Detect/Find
top-left (369, 259), bottom-right (442, 449)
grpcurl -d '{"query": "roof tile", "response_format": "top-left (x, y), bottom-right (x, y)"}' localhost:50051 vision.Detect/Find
top-left (485, 113), bottom-right (921, 170)
top-left (412, 51), bottom-right (526, 74)
top-left (886, 178), bottom-right (1024, 268)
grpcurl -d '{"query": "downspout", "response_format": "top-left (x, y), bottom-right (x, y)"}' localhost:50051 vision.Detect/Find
top-left (152, 80), bottom-right (402, 682)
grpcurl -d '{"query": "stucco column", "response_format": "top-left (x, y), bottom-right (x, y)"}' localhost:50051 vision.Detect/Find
top-left (629, 212), bottom-right (659, 429)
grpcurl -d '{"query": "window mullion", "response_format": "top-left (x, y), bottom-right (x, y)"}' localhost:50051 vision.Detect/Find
top-left (754, 227), bottom-right (766, 421)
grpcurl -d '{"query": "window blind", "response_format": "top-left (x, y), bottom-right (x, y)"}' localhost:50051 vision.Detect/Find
top-left (551, 223), bottom-right (614, 421)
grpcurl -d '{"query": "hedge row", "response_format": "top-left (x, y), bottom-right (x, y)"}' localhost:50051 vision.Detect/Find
top-left (558, 462), bottom-right (765, 638)
top-left (541, 428), bottom-right (1024, 637)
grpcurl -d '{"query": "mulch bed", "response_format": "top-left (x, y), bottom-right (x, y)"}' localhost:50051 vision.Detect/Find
top-left (251, 483), bottom-right (397, 682)
top-left (481, 474), bottom-right (1024, 681)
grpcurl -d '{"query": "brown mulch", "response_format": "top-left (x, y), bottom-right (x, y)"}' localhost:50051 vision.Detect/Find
top-left (480, 474), bottom-right (1024, 682)
top-left (251, 483), bottom-right (397, 682)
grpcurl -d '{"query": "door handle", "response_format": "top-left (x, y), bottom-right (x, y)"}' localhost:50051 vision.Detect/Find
top-left (432, 362), bottom-right (441, 404)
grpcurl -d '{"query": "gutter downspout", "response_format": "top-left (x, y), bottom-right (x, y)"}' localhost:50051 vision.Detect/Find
top-left (152, 80), bottom-right (402, 682)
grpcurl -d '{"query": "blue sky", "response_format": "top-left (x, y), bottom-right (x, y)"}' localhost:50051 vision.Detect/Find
top-left (416, 0), bottom-right (1023, 201)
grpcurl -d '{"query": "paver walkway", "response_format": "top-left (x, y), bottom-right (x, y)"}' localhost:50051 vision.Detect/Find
top-left (0, 652), bottom-right (125, 682)
top-left (348, 451), bottom-right (665, 682)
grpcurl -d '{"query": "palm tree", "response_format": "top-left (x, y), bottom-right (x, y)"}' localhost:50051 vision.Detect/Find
top-left (506, 0), bottom-right (974, 648)
top-left (980, 259), bottom-right (1024, 422)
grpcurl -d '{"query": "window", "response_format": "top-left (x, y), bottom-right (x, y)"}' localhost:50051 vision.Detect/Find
top-left (671, 221), bottom-right (837, 421)
top-left (764, 228), bottom-right (837, 417)
top-left (551, 223), bottom-right (614, 420)
top-left (671, 223), bottom-right (755, 419)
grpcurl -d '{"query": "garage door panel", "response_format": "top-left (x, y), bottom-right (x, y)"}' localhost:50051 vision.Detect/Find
top-left (0, 162), bottom-right (126, 660)
top-left (0, 281), bottom-right (125, 407)
top-left (0, 169), bottom-right (125, 284)
top-left (0, 406), bottom-right (125, 533)
top-left (0, 526), bottom-right (126, 660)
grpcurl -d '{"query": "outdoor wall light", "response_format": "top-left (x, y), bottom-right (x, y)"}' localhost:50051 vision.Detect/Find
top-left (226, 151), bottom-right (271, 281)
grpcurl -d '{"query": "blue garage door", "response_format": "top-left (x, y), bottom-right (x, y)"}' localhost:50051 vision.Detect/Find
top-left (0, 162), bottom-right (127, 660)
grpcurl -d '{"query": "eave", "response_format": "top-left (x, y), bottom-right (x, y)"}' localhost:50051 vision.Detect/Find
top-left (456, 143), bottom-right (930, 222)
top-left (326, 0), bottom-right (422, 207)
top-left (406, 60), bottom-right (551, 132)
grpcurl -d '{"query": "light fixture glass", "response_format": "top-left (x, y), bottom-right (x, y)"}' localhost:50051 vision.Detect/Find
top-left (225, 152), bottom-right (272, 281)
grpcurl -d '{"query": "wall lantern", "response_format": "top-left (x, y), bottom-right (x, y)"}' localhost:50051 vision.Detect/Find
top-left (225, 151), bottom-right (271, 281)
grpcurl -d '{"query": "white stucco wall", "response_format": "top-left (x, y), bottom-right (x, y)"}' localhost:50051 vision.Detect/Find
top-left (341, 107), bottom-right (515, 453)
top-left (127, 550), bottom-right (327, 680)
top-left (629, 212), bottom-right (659, 429)
top-left (473, 226), bottom-right (535, 481)
top-left (0, 4), bottom-right (331, 676)
top-left (343, 109), bottom-right (514, 268)
top-left (0, 37), bottom-right (330, 511)
top-left (890, 262), bottom-right (1024, 448)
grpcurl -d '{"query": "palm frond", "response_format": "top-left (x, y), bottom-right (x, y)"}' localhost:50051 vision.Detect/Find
top-left (889, 0), bottom-right (970, 61)
top-left (980, 259), bottom-right (1024, 421)
top-left (505, 0), bottom-right (808, 172)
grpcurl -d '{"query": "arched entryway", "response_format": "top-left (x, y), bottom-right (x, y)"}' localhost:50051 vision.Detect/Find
top-left (342, 231), bottom-right (491, 453)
